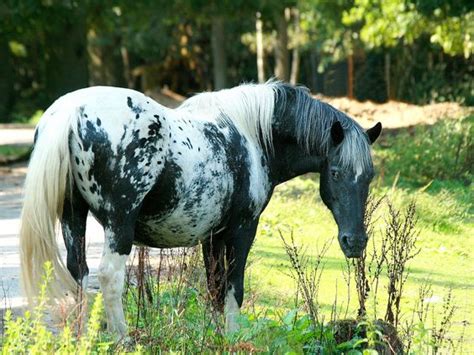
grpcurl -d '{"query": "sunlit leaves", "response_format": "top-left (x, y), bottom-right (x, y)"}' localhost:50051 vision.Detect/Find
top-left (430, 12), bottom-right (474, 58)
top-left (343, 0), bottom-right (473, 57)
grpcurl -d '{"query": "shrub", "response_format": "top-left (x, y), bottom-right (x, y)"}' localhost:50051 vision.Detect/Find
top-left (377, 115), bottom-right (473, 185)
top-left (1, 262), bottom-right (127, 354)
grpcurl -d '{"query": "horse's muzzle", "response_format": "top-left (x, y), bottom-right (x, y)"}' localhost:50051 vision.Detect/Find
top-left (338, 232), bottom-right (367, 258)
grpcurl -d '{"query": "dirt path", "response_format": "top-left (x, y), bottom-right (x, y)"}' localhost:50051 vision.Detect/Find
top-left (317, 96), bottom-right (471, 129)
top-left (0, 125), bottom-right (36, 147)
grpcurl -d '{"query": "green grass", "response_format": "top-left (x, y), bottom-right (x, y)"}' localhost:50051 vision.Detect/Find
top-left (375, 115), bottom-right (473, 187)
top-left (1, 263), bottom-right (118, 354)
top-left (0, 145), bottom-right (31, 161)
top-left (6, 109), bottom-right (43, 125)
top-left (248, 176), bottom-right (473, 338)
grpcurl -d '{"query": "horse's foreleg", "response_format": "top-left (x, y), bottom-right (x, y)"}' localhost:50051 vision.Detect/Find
top-left (202, 236), bottom-right (226, 311)
top-left (98, 224), bottom-right (134, 337)
top-left (224, 221), bottom-right (258, 333)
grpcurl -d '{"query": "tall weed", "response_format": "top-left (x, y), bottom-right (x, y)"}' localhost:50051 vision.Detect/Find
top-left (1, 262), bottom-right (118, 353)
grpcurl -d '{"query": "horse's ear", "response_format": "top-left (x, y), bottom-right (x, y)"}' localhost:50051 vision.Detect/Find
top-left (366, 122), bottom-right (382, 144)
top-left (331, 121), bottom-right (344, 146)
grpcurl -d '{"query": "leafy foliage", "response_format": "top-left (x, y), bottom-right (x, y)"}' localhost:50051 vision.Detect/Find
top-left (1, 0), bottom-right (473, 123)
top-left (377, 115), bottom-right (473, 185)
top-left (344, 0), bottom-right (473, 58)
top-left (1, 262), bottom-right (118, 353)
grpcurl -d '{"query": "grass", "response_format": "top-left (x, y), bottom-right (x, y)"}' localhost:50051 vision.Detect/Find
top-left (250, 176), bottom-right (473, 340)
top-left (0, 109), bottom-right (38, 162)
top-left (5, 109), bottom-right (43, 126)
top-left (0, 144), bottom-right (31, 156)
top-left (376, 115), bottom-right (473, 186)
top-left (0, 145), bottom-right (31, 163)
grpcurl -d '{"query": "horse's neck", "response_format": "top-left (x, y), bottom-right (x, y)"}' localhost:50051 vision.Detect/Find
top-left (267, 132), bottom-right (324, 185)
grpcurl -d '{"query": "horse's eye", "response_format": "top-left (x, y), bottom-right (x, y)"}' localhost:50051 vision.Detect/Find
top-left (331, 170), bottom-right (339, 180)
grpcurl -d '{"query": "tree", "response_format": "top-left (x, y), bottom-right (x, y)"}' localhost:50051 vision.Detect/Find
top-left (343, 0), bottom-right (473, 58)
top-left (274, 7), bottom-right (290, 81)
top-left (289, 7), bottom-right (301, 85)
top-left (172, 0), bottom-right (260, 90)
top-left (44, 6), bottom-right (89, 100)
top-left (256, 12), bottom-right (265, 83)
top-left (211, 16), bottom-right (227, 89)
top-left (88, 3), bottom-right (127, 87)
top-left (0, 1), bottom-right (90, 119)
top-left (298, 0), bottom-right (358, 94)
top-left (343, 0), bottom-right (473, 102)
top-left (0, 35), bottom-right (14, 119)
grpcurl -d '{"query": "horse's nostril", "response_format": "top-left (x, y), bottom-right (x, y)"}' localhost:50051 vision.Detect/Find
top-left (342, 235), bottom-right (349, 247)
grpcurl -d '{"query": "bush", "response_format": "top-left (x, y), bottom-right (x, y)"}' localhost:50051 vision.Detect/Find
top-left (377, 115), bottom-right (473, 185)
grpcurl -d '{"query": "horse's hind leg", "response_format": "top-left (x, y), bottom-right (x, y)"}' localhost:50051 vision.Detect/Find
top-left (61, 184), bottom-right (89, 292)
top-left (98, 217), bottom-right (136, 336)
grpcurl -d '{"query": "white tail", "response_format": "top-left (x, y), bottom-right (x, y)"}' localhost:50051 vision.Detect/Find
top-left (20, 107), bottom-right (79, 306)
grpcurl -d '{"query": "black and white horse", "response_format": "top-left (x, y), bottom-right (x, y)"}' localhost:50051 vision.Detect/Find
top-left (20, 82), bottom-right (381, 335)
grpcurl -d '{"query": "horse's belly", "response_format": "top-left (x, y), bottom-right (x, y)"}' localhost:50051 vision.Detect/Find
top-left (136, 180), bottom-right (233, 248)
top-left (136, 219), bottom-right (213, 248)
top-left (136, 205), bottom-right (226, 248)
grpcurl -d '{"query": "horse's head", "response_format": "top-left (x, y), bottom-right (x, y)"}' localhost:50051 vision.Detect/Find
top-left (319, 121), bottom-right (382, 258)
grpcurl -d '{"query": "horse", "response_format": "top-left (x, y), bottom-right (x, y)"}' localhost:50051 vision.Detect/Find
top-left (20, 81), bottom-right (381, 336)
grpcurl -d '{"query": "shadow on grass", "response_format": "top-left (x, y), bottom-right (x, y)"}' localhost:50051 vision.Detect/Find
top-left (251, 246), bottom-right (472, 290)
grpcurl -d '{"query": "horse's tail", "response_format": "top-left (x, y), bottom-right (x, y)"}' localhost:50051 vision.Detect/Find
top-left (20, 106), bottom-right (79, 306)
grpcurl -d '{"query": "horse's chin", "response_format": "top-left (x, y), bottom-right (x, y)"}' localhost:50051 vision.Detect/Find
top-left (342, 249), bottom-right (363, 259)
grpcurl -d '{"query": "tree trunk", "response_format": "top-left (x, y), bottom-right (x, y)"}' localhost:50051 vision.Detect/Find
top-left (0, 35), bottom-right (14, 122)
top-left (256, 12), bottom-right (265, 83)
top-left (290, 8), bottom-right (300, 85)
top-left (347, 53), bottom-right (354, 99)
top-left (121, 46), bottom-right (133, 88)
top-left (88, 29), bottom-right (126, 87)
top-left (274, 8), bottom-right (290, 81)
top-left (211, 16), bottom-right (227, 90)
top-left (385, 52), bottom-right (391, 101)
top-left (45, 13), bottom-right (89, 101)
top-left (309, 48), bottom-right (318, 92)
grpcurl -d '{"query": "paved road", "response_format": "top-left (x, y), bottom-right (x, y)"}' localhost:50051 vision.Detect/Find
top-left (0, 127), bottom-right (35, 146)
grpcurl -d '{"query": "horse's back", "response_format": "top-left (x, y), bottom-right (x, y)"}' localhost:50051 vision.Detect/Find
top-left (42, 86), bottom-right (165, 130)
top-left (40, 86), bottom-right (171, 224)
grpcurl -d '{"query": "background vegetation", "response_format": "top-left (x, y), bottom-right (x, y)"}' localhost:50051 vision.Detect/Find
top-left (0, 0), bottom-right (473, 122)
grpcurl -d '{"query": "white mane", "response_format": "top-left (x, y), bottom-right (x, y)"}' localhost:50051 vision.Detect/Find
top-left (177, 81), bottom-right (278, 153)
top-left (177, 81), bottom-right (372, 175)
